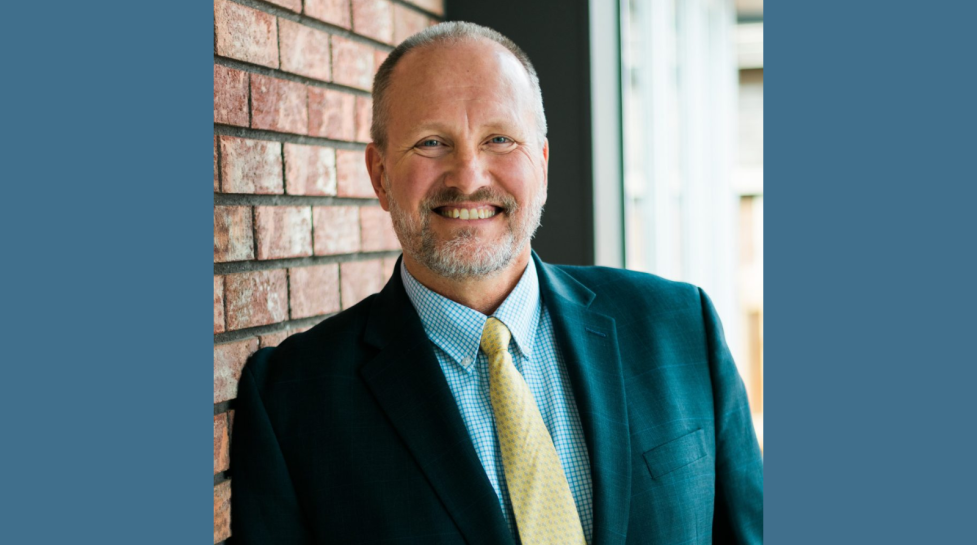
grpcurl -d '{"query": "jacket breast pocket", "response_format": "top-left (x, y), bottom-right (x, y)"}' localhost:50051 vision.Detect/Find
top-left (642, 428), bottom-right (708, 480)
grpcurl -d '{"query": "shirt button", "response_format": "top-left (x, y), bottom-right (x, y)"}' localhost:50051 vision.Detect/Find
top-left (462, 357), bottom-right (472, 366)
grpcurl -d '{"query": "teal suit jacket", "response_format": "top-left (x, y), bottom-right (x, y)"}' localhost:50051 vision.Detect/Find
top-left (231, 254), bottom-right (763, 544)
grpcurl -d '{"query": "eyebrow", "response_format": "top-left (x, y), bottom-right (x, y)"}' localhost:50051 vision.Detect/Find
top-left (410, 120), bottom-right (519, 136)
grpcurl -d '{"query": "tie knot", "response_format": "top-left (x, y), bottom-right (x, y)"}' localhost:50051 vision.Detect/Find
top-left (480, 317), bottom-right (512, 357)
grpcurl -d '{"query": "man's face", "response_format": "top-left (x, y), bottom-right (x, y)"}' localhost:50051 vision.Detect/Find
top-left (367, 40), bottom-right (549, 280)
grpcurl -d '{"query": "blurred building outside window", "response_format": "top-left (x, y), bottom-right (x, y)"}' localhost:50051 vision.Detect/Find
top-left (620, 0), bottom-right (763, 448)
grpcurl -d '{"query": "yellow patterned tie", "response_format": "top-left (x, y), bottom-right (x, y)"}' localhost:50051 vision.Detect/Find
top-left (480, 317), bottom-right (586, 545)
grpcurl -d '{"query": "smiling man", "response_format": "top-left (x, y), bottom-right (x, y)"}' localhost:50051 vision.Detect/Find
top-left (232, 22), bottom-right (763, 545)
top-left (367, 30), bottom-right (549, 316)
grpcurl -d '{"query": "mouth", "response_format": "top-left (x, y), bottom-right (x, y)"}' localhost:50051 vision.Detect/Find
top-left (433, 204), bottom-right (502, 221)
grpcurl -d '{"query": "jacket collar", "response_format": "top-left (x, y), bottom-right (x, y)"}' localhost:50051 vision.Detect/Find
top-left (533, 253), bottom-right (633, 545)
top-left (360, 259), bottom-right (514, 545)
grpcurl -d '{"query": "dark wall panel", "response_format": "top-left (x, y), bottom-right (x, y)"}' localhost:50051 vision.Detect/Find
top-left (446, 0), bottom-right (594, 266)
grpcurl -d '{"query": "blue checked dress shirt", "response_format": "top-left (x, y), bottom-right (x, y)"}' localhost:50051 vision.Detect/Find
top-left (401, 259), bottom-right (594, 543)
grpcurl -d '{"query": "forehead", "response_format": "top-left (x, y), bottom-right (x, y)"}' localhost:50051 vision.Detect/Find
top-left (385, 40), bottom-right (536, 134)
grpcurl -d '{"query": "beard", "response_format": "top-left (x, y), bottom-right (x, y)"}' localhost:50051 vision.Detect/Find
top-left (384, 177), bottom-right (545, 280)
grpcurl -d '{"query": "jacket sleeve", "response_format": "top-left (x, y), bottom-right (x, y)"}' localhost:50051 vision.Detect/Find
top-left (230, 348), bottom-right (313, 545)
top-left (699, 289), bottom-right (764, 544)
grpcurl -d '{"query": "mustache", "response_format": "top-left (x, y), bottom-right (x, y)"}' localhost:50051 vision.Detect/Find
top-left (423, 187), bottom-right (518, 213)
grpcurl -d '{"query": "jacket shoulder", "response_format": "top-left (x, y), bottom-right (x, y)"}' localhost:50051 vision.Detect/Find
top-left (243, 293), bottom-right (380, 388)
top-left (552, 264), bottom-right (702, 313)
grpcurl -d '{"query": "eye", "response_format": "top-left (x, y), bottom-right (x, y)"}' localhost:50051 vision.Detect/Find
top-left (412, 137), bottom-right (450, 157)
top-left (489, 136), bottom-right (512, 145)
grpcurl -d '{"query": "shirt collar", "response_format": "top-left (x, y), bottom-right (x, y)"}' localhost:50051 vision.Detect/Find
top-left (400, 259), bottom-right (541, 371)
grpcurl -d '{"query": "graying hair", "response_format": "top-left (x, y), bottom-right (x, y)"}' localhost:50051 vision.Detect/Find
top-left (370, 21), bottom-right (547, 153)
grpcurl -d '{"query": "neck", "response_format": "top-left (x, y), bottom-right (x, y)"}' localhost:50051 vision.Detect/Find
top-left (403, 248), bottom-right (532, 315)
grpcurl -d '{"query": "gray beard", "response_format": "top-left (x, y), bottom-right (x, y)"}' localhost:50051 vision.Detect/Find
top-left (384, 178), bottom-right (545, 280)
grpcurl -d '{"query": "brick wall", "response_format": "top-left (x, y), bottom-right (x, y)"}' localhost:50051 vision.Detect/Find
top-left (213, 1), bottom-right (442, 542)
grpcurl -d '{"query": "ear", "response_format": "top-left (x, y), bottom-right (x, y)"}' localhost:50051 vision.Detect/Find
top-left (365, 143), bottom-right (390, 211)
top-left (540, 137), bottom-right (550, 198)
top-left (541, 138), bottom-right (549, 186)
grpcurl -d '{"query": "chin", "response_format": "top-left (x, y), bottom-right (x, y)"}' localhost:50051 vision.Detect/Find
top-left (420, 231), bottom-right (520, 280)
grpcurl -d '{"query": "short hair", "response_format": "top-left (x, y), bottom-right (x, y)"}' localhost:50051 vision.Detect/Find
top-left (370, 21), bottom-right (547, 153)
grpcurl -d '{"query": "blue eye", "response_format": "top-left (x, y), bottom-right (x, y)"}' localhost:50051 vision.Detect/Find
top-left (420, 139), bottom-right (441, 147)
top-left (490, 136), bottom-right (511, 144)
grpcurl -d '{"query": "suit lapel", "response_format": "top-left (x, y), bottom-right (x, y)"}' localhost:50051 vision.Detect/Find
top-left (536, 255), bottom-right (632, 545)
top-left (359, 265), bottom-right (513, 545)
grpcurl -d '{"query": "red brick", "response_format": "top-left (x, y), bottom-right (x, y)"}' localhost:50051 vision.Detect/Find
top-left (214, 64), bottom-right (249, 126)
top-left (259, 330), bottom-right (290, 348)
top-left (266, 0), bottom-right (301, 11)
top-left (382, 255), bottom-right (400, 279)
top-left (214, 136), bottom-right (220, 191)
top-left (354, 96), bottom-right (372, 143)
top-left (214, 480), bottom-right (232, 543)
top-left (307, 87), bottom-right (356, 140)
top-left (313, 206), bottom-right (360, 255)
top-left (352, 0), bottom-right (394, 44)
top-left (214, 0), bottom-right (279, 68)
top-left (214, 276), bottom-right (226, 334)
top-left (306, 0), bottom-right (351, 28)
top-left (403, 0), bottom-right (443, 16)
top-left (255, 206), bottom-right (313, 259)
top-left (224, 270), bottom-right (289, 330)
top-left (219, 136), bottom-right (283, 194)
top-left (341, 259), bottom-right (384, 309)
top-left (331, 35), bottom-right (375, 91)
top-left (284, 143), bottom-right (337, 196)
top-left (214, 206), bottom-right (254, 263)
top-left (360, 206), bottom-right (400, 251)
top-left (214, 413), bottom-right (230, 474)
top-left (214, 338), bottom-right (259, 403)
top-left (374, 49), bottom-right (389, 73)
top-left (289, 264), bottom-right (341, 319)
top-left (336, 149), bottom-right (375, 197)
top-left (251, 74), bottom-right (308, 134)
top-left (393, 3), bottom-right (429, 43)
top-left (279, 19), bottom-right (331, 81)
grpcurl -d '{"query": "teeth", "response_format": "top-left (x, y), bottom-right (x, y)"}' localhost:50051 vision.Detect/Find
top-left (438, 208), bottom-right (498, 220)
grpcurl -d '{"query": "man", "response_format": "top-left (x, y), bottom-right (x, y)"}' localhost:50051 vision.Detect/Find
top-left (232, 22), bottom-right (762, 545)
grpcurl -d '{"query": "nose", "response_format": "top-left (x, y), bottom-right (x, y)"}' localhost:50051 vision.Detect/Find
top-left (444, 146), bottom-right (491, 195)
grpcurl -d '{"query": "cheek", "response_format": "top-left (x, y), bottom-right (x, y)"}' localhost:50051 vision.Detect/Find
top-left (393, 162), bottom-right (443, 205)
top-left (488, 154), bottom-right (543, 199)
